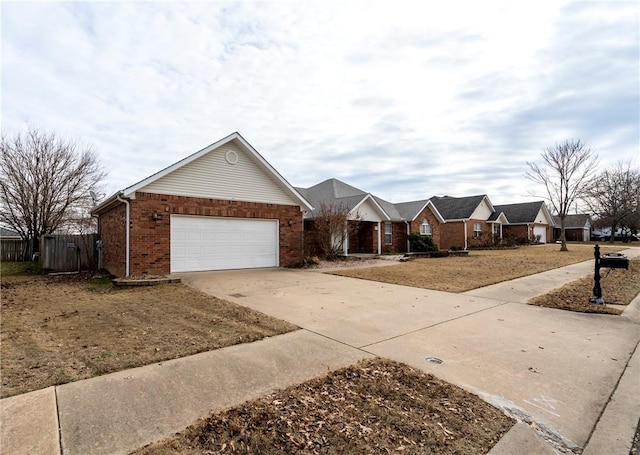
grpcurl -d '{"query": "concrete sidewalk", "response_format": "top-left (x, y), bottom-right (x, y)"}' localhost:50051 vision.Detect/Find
top-left (1, 247), bottom-right (638, 454)
top-left (1, 331), bottom-right (372, 455)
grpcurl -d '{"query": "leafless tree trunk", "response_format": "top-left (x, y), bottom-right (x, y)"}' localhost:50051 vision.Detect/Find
top-left (306, 202), bottom-right (361, 259)
top-left (585, 161), bottom-right (640, 242)
top-left (0, 128), bottom-right (106, 260)
top-left (526, 139), bottom-right (598, 251)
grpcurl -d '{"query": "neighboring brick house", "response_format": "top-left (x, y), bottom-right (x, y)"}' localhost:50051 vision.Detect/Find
top-left (92, 132), bottom-right (313, 277)
top-left (493, 201), bottom-right (555, 243)
top-left (296, 179), bottom-right (409, 255)
top-left (552, 214), bottom-right (592, 242)
top-left (429, 195), bottom-right (500, 250)
top-left (395, 199), bottom-right (446, 249)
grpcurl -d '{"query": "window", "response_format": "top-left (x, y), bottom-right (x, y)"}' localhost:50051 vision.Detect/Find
top-left (420, 219), bottom-right (432, 236)
top-left (384, 222), bottom-right (392, 244)
top-left (473, 222), bottom-right (482, 239)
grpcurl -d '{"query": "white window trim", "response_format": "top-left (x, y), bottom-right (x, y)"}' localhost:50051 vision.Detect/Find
top-left (473, 222), bottom-right (482, 239)
top-left (384, 222), bottom-right (392, 244)
top-left (420, 219), bottom-right (432, 236)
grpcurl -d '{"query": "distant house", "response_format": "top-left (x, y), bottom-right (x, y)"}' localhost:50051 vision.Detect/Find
top-left (1, 227), bottom-right (24, 262)
top-left (552, 214), bottom-right (592, 242)
top-left (493, 202), bottom-right (555, 243)
top-left (429, 195), bottom-right (500, 250)
top-left (1, 227), bottom-right (21, 240)
top-left (299, 181), bottom-right (512, 253)
top-left (296, 179), bottom-right (408, 255)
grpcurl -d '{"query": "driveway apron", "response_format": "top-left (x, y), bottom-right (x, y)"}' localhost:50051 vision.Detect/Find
top-left (181, 250), bottom-right (640, 452)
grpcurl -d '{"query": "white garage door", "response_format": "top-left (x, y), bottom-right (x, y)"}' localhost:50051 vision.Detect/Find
top-left (533, 225), bottom-right (547, 243)
top-left (170, 215), bottom-right (278, 272)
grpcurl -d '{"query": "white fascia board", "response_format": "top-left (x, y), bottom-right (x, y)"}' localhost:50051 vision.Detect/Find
top-left (482, 195), bottom-right (495, 213)
top-left (120, 132), bottom-right (314, 212)
top-left (488, 212), bottom-right (509, 224)
top-left (411, 200), bottom-right (446, 224)
top-left (350, 194), bottom-right (391, 221)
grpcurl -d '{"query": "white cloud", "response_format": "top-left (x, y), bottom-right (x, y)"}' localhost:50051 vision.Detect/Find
top-left (1, 0), bottom-right (638, 203)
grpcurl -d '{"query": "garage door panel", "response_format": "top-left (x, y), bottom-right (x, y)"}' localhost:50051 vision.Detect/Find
top-left (170, 215), bottom-right (278, 272)
top-left (534, 226), bottom-right (547, 243)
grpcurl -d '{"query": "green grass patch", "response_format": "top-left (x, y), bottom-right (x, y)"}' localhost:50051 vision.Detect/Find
top-left (0, 261), bottom-right (41, 276)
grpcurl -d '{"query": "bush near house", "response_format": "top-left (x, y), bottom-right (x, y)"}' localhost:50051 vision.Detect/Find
top-left (408, 233), bottom-right (437, 252)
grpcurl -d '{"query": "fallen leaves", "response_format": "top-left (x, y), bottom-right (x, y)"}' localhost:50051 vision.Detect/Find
top-left (134, 359), bottom-right (514, 455)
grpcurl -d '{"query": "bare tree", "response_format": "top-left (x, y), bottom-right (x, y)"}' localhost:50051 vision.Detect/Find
top-left (306, 202), bottom-right (361, 259)
top-left (526, 139), bottom-right (598, 251)
top-left (585, 161), bottom-right (640, 242)
top-left (0, 128), bottom-right (106, 260)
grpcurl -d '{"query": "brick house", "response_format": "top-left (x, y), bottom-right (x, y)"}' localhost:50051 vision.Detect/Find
top-left (552, 214), bottom-right (592, 242)
top-left (493, 202), bottom-right (555, 244)
top-left (92, 133), bottom-right (313, 277)
top-left (429, 195), bottom-right (501, 250)
top-left (296, 179), bottom-right (409, 255)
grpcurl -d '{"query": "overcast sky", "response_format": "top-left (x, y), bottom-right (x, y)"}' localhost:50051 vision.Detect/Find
top-left (2, 1), bottom-right (638, 205)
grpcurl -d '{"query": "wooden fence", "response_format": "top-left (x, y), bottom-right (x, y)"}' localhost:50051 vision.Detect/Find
top-left (1, 239), bottom-right (26, 262)
top-left (40, 234), bottom-right (99, 272)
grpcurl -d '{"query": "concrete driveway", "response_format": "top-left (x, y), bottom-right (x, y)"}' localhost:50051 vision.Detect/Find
top-left (180, 252), bottom-right (640, 453)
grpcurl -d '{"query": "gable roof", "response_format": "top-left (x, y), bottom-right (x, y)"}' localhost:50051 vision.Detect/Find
top-left (430, 195), bottom-right (491, 220)
top-left (493, 201), bottom-right (552, 225)
top-left (552, 214), bottom-right (591, 229)
top-left (1, 227), bottom-right (21, 239)
top-left (394, 199), bottom-right (446, 223)
top-left (93, 132), bottom-right (313, 214)
top-left (297, 178), bottom-right (397, 221)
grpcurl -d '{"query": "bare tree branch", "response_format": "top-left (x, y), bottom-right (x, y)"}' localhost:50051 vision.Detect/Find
top-left (0, 128), bottom-right (106, 259)
top-left (526, 139), bottom-right (598, 251)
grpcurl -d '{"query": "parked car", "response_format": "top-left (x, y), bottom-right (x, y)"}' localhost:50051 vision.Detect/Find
top-left (597, 234), bottom-right (638, 243)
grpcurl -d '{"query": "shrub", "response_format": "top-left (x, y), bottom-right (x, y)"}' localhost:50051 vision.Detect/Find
top-left (408, 233), bottom-right (437, 252)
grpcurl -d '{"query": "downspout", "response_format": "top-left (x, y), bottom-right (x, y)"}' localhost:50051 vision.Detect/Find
top-left (377, 221), bottom-right (381, 255)
top-left (405, 221), bottom-right (410, 253)
top-left (463, 220), bottom-right (468, 250)
top-left (116, 194), bottom-right (130, 277)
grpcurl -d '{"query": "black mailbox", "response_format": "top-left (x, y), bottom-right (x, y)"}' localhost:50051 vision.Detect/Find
top-left (600, 253), bottom-right (629, 269)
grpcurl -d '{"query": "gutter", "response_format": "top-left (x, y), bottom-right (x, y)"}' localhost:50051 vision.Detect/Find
top-left (116, 193), bottom-right (131, 277)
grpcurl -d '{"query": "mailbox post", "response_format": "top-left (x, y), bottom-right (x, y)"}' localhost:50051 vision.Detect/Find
top-left (590, 245), bottom-right (629, 305)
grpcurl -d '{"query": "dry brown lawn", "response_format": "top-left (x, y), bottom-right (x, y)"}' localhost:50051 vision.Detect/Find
top-left (133, 359), bottom-right (514, 455)
top-left (528, 258), bottom-right (640, 315)
top-left (331, 244), bottom-right (623, 293)
top-left (0, 273), bottom-right (297, 398)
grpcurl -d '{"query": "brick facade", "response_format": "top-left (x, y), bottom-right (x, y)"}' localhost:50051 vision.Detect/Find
top-left (98, 203), bottom-right (127, 277)
top-left (98, 192), bottom-right (304, 277)
top-left (408, 207), bottom-right (442, 250)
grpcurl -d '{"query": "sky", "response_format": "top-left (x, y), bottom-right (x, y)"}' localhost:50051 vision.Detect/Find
top-left (2, 0), bottom-right (639, 206)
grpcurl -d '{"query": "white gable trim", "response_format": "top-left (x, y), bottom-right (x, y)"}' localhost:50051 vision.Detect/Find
top-left (351, 194), bottom-right (390, 221)
top-left (121, 132), bottom-right (313, 211)
top-left (411, 200), bottom-right (446, 224)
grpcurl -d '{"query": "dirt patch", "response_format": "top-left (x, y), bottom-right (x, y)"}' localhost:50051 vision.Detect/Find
top-left (133, 358), bottom-right (515, 455)
top-left (330, 245), bottom-right (623, 293)
top-left (0, 274), bottom-right (297, 398)
top-left (528, 258), bottom-right (640, 314)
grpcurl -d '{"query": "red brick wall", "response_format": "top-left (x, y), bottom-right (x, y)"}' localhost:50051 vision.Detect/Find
top-left (503, 225), bottom-right (529, 242)
top-left (97, 203), bottom-right (127, 277)
top-left (382, 222), bottom-right (408, 254)
top-left (439, 221), bottom-right (466, 250)
top-left (99, 192), bottom-right (304, 277)
top-left (466, 219), bottom-right (492, 248)
top-left (409, 207), bottom-right (442, 249)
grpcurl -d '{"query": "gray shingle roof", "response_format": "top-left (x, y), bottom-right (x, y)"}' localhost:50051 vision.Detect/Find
top-left (296, 178), bottom-right (404, 220)
top-left (394, 200), bottom-right (431, 221)
top-left (430, 195), bottom-right (487, 220)
top-left (1, 227), bottom-right (21, 238)
top-left (493, 202), bottom-right (546, 224)
top-left (552, 214), bottom-right (591, 228)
